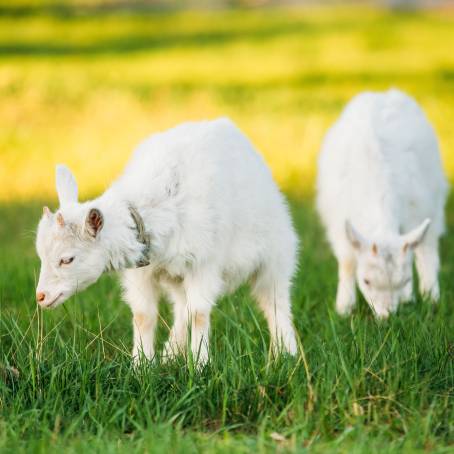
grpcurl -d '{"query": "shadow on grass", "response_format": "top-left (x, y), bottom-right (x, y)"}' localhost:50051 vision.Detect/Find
top-left (0, 1), bottom-right (183, 19)
top-left (0, 21), bottom-right (316, 57)
top-left (0, 6), bottom-right (432, 58)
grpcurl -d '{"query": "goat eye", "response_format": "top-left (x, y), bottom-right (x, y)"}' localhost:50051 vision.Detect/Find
top-left (60, 257), bottom-right (74, 266)
top-left (364, 279), bottom-right (370, 285)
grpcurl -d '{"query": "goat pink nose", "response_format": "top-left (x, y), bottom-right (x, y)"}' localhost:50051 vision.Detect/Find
top-left (36, 292), bottom-right (46, 303)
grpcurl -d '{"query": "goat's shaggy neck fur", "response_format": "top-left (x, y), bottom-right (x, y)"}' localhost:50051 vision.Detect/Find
top-left (94, 193), bottom-right (151, 271)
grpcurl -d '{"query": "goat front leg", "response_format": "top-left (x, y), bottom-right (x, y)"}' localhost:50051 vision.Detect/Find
top-left (161, 282), bottom-right (188, 360)
top-left (183, 269), bottom-right (223, 366)
top-left (335, 256), bottom-right (357, 316)
top-left (415, 238), bottom-right (440, 302)
top-left (121, 268), bottom-right (159, 362)
top-left (399, 278), bottom-right (414, 304)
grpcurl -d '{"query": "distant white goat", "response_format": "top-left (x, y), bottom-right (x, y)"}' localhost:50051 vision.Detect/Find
top-left (35, 118), bottom-right (298, 363)
top-left (317, 89), bottom-right (448, 318)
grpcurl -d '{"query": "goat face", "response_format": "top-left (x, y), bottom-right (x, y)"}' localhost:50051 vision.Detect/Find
top-left (35, 165), bottom-right (106, 309)
top-left (346, 219), bottom-right (431, 318)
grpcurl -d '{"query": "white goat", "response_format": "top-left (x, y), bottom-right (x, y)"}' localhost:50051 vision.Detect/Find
top-left (317, 89), bottom-right (448, 318)
top-left (35, 118), bottom-right (298, 363)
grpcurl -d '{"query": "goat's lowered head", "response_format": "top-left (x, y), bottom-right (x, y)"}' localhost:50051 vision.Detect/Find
top-left (35, 165), bottom-right (108, 309)
top-left (346, 218), bottom-right (431, 318)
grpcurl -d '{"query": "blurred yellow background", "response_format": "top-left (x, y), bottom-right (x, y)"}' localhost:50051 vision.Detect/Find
top-left (1, 3), bottom-right (454, 200)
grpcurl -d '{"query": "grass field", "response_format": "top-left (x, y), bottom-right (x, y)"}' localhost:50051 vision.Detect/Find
top-left (0, 3), bottom-right (453, 453)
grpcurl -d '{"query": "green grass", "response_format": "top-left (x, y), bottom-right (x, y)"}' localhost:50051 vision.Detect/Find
top-left (1, 197), bottom-right (453, 452)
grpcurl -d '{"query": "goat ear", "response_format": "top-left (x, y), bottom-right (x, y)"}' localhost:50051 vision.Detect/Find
top-left (56, 164), bottom-right (78, 207)
top-left (346, 220), bottom-right (366, 250)
top-left (402, 218), bottom-right (431, 252)
top-left (56, 212), bottom-right (65, 227)
top-left (86, 208), bottom-right (104, 238)
top-left (43, 206), bottom-right (51, 218)
top-left (372, 243), bottom-right (378, 255)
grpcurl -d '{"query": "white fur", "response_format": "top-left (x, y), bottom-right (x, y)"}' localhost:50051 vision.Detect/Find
top-left (36, 118), bottom-right (298, 363)
top-left (316, 89), bottom-right (448, 318)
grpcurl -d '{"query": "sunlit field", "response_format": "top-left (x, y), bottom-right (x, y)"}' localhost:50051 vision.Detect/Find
top-left (0, 3), bottom-right (453, 453)
top-left (1, 5), bottom-right (454, 199)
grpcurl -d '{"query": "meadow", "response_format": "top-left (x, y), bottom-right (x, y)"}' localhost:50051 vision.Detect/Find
top-left (0, 3), bottom-right (453, 452)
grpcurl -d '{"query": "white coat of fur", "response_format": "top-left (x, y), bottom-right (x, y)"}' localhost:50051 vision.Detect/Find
top-left (36, 118), bottom-right (298, 363)
top-left (317, 89), bottom-right (448, 318)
